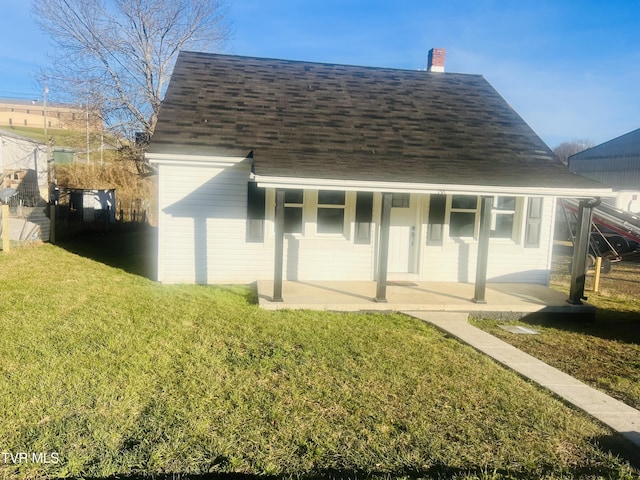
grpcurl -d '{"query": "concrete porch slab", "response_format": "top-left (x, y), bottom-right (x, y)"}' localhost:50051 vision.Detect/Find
top-left (257, 280), bottom-right (594, 316)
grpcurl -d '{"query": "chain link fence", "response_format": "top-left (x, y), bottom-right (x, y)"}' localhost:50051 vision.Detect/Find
top-left (0, 131), bottom-right (50, 249)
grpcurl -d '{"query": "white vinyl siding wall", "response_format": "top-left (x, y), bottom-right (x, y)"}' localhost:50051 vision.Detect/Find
top-left (156, 160), bottom-right (556, 285)
top-left (420, 194), bottom-right (556, 285)
top-left (157, 161), bottom-right (272, 284)
top-left (157, 163), bottom-right (374, 283)
top-left (275, 190), bottom-right (374, 281)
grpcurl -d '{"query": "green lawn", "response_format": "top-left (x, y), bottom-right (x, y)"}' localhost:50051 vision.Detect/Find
top-left (0, 241), bottom-right (638, 479)
top-left (472, 249), bottom-right (640, 412)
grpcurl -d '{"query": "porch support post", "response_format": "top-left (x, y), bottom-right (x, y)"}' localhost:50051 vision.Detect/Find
top-left (272, 189), bottom-right (285, 302)
top-left (473, 195), bottom-right (493, 304)
top-left (375, 192), bottom-right (392, 302)
top-left (567, 198), bottom-right (600, 305)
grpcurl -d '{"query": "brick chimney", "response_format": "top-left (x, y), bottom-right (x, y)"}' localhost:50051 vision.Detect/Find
top-left (427, 48), bottom-right (446, 72)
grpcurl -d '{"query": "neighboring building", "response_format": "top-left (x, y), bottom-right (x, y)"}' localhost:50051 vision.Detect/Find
top-left (0, 98), bottom-right (102, 132)
top-left (146, 50), bottom-right (610, 294)
top-left (0, 129), bottom-right (48, 203)
top-left (68, 188), bottom-right (117, 225)
top-left (569, 128), bottom-right (640, 212)
top-left (0, 129), bottom-right (50, 241)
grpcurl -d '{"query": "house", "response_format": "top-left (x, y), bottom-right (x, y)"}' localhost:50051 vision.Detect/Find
top-left (146, 50), bottom-right (611, 302)
top-left (569, 128), bottom-right (640, 213)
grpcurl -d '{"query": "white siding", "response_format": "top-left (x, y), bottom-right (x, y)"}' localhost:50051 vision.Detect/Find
top-left (157, 164), bottom-right (374, 283)
top-left (157, 161), bottom-right (272, 284)
top-left (421, 195), bottom-right (556, 285)
top-left (157, 162), bottom-right (556, 285)
top-left (275, 190), bottom-right (374, 281)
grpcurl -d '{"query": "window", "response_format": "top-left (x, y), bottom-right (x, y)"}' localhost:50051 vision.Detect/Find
top-left (246, 182), bottom-right (265, 242)
top-left (491, 196), bottom-right (516, 238)
top-left (284, 189), bottom-right (303, 234)
top-left (427, 194), bottom-right (446, 245)
top-left (354, 192), bottom-right (373, 244)
top-left (525, 197), bottom-right (543, 248)
top-left (449, 195), bottom-right (478, 237)
top-left (391, 193), bottom-right (410, 208)
top-left (24, 119), bottom-right (27, 126)
top-left (317, 190), bottom-right (345, 234)
top-left (8, 118), bottom-right (12, 126)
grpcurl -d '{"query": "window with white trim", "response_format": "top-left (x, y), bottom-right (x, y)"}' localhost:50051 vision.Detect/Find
top-left (449, 195), bottom-right (478, 237)
top-left (284, 189), bottom-right (304, 234)
top-left (491, 196), bottom-right (516, 238)
top-left (391, 193), bottom-right (410, 208)
top-left (317, 190), bottom-right (345, 234)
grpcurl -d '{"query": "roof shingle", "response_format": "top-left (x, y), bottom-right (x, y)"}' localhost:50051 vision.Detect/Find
top-left (149, 51), bottom-right (605, 190)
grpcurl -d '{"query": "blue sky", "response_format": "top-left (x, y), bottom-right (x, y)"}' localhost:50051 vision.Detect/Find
top-left (1, 1), bottom-right (638, 148)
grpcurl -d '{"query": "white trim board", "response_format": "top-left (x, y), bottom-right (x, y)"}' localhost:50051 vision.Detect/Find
top-left (254, 175), bottom-right (614, 198)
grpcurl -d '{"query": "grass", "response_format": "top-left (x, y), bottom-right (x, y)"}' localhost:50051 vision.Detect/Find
top-left (1, 125), bottom-right (118, 153)
top-left (472, 246), bottom-right (640, 411)
top-left (0, 238), bottom-right (638, 479)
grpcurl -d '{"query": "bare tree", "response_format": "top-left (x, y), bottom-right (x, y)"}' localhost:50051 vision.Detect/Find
top-left (33, 0), bottom-right (231, 173)
top-left (553, 139), bottom-right (595, 165)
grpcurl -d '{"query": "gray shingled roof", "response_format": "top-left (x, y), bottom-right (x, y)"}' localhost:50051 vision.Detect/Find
top-left (149, 51), bottom-right (605, 190)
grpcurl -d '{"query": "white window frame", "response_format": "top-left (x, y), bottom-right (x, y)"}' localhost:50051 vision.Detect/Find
top-left (446, 195), bottom-right (524, 242)
top-left (491, 196), bottom-right (522, 242)
top-left (447, 195), bottom-right (480, 239)
top-left (314, 190), bottom-right (349, 238)
top-left (283, 189), bottom-right (305, 236)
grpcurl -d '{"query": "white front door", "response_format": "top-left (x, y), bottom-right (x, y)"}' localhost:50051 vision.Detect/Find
top-left (388, 194), bottom-right (417, 273)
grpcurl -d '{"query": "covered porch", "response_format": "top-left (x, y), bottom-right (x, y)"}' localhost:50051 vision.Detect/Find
top-left (257, 280), bottom-right (595, 316)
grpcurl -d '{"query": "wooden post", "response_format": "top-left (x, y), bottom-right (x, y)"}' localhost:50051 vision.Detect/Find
top-left (593, 256), bottom-right (602, 293)
top-left (2, 204), bottom-right (9, 252)
top-left (473, 196), bottom-right (493, 303)
top-left (272, 189), bottom-right (285, 302)
top-left (375, 192), bottom-right (392, 302)
top-left (49, 204), bottom-right (56, 244)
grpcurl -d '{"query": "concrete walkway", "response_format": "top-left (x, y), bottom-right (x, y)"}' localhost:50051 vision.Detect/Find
top-left (405, 311), bottom-right (640, 451)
